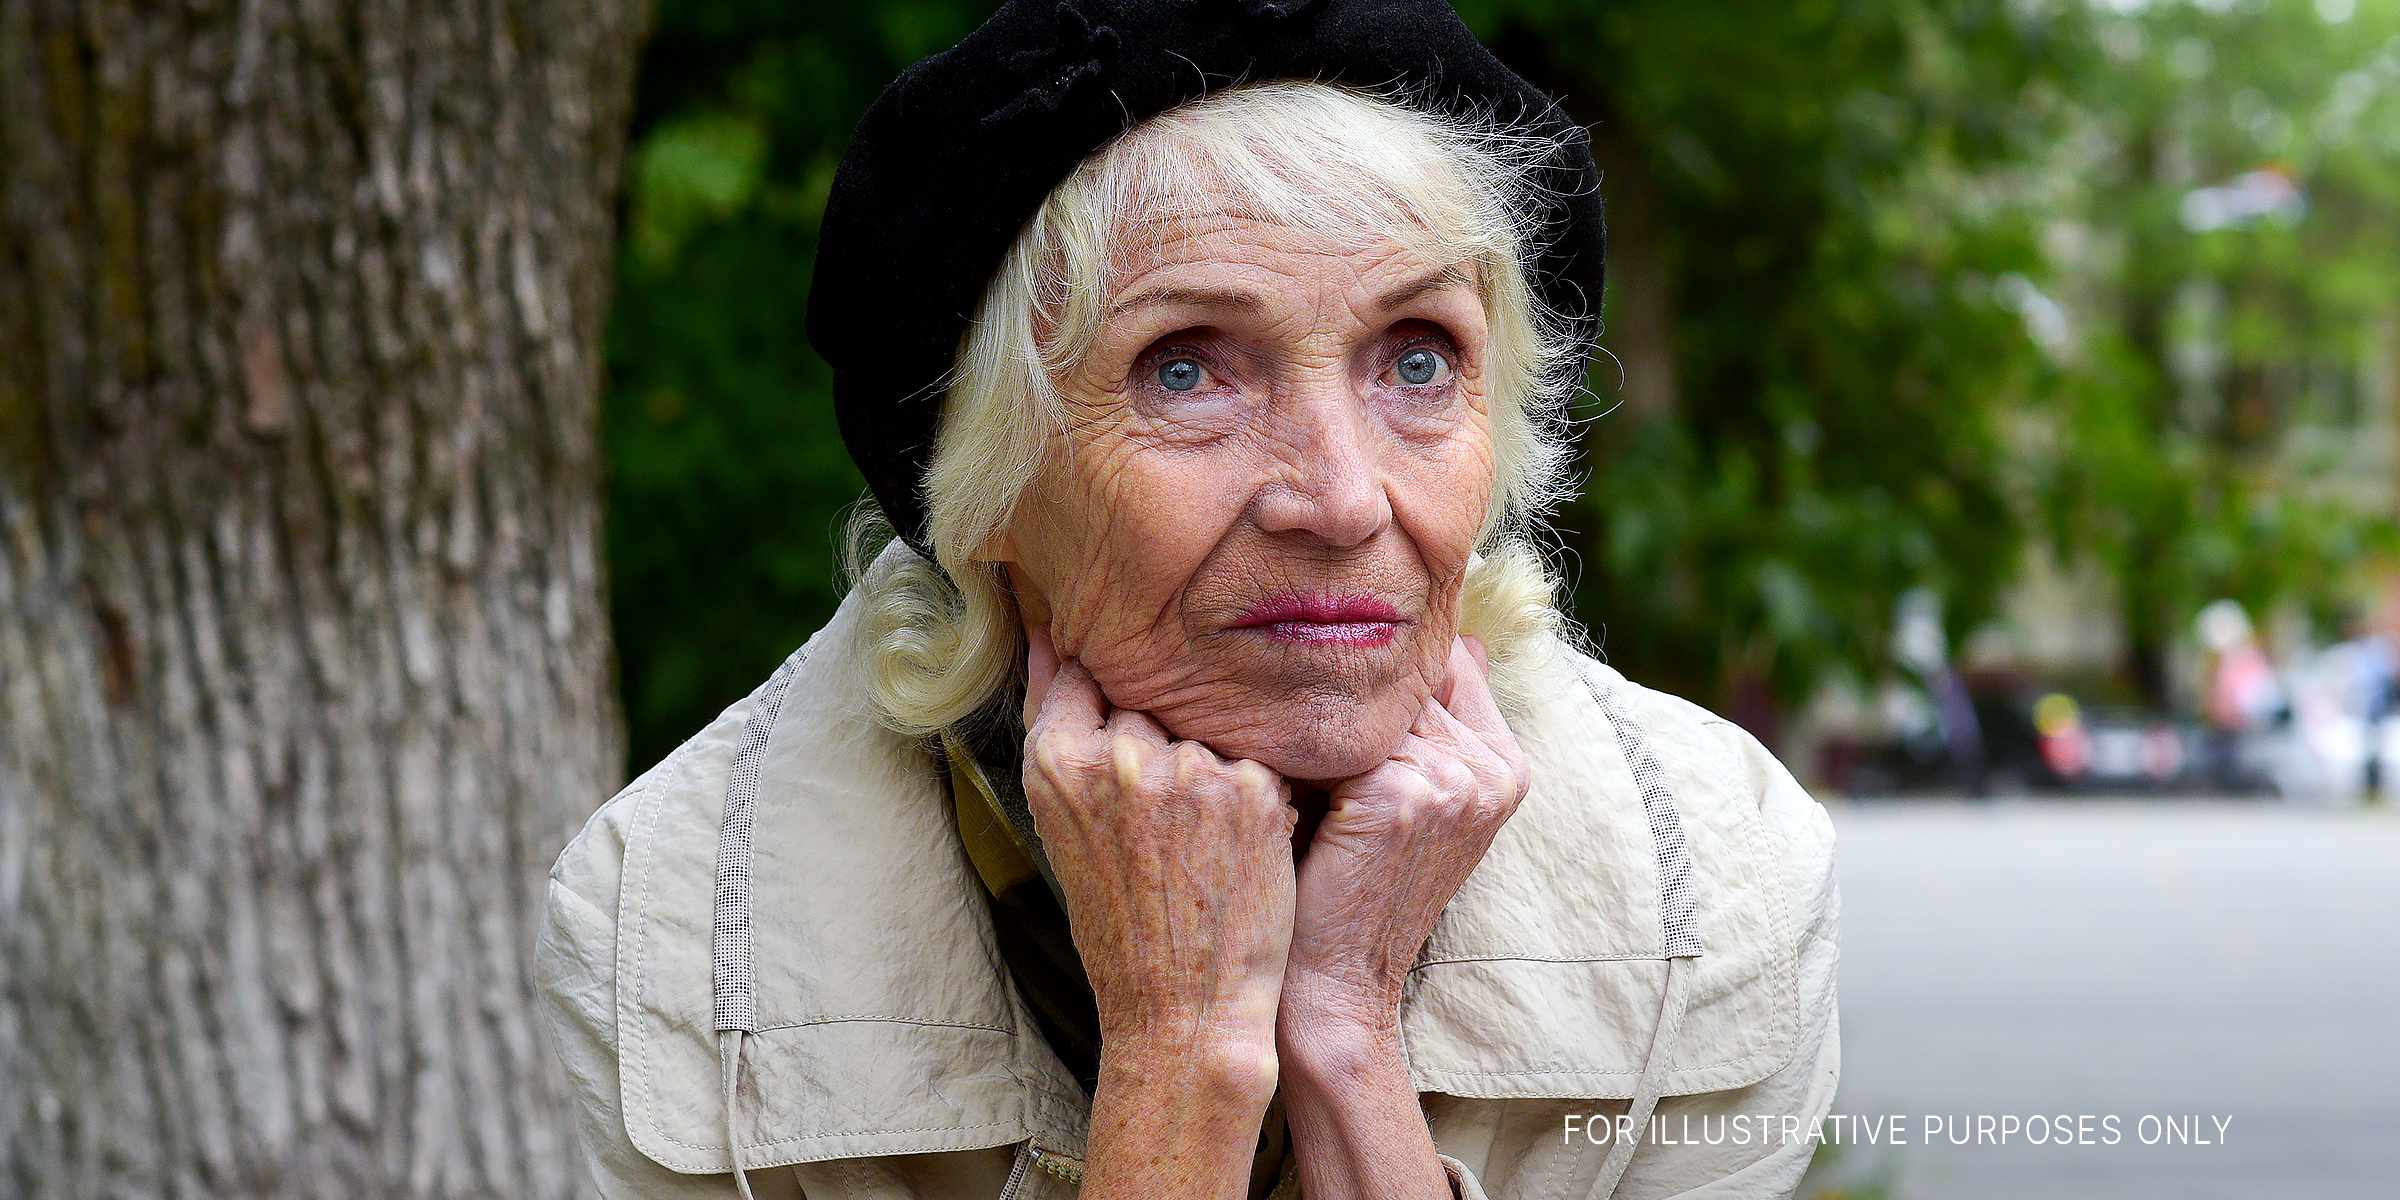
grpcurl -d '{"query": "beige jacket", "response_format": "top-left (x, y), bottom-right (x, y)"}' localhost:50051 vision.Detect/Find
top-left (535, 584), bottom-right (1840, 1200)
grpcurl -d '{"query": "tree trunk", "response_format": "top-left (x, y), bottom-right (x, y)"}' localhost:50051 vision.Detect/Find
top-left (1583, 98), bottom-right (1678, 423)
top-left (1484, 27), bottom-right (1680, 424)
top-left (0, 1), bottom-right (644, 1196)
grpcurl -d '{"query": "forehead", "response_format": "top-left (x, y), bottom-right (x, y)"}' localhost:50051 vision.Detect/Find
top-left (1104, 205), bottom-right (1468, 310)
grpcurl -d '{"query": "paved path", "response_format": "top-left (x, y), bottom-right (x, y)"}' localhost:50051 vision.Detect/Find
top-left (1817, 799), bottom-right (2400, 1200)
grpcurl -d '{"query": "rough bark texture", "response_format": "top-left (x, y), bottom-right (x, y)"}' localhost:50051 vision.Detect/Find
top-left (0, 1), bottom-right (644, 1196)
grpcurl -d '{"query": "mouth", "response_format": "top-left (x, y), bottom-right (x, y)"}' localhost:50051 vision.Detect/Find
top-left (1228, 593), bottom-right (1405, 647)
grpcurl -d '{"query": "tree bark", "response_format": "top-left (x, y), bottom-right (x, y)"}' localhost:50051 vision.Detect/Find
top-left (1583, 97), bottom-right (1678, 423)
top-left (1485, 27), bottom-right (1680, 423)
top-left (0, 1), bottom-right (644, 1196)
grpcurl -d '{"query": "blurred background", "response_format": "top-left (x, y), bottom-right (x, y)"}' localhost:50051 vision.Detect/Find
top-left (608, 2), bottom-right (2400, 1196)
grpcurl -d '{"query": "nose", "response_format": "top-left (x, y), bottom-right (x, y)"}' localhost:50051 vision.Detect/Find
top-left (1251, 386), bottom-right (1391, 549)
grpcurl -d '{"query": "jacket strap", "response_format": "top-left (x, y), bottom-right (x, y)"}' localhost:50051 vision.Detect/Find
top-left (1585, 670), bottom-right (1707, 959)
top-left (713, 647), bottom-right (808, 1034)
top-left (1578, 670), bottom-right (1706, 1198)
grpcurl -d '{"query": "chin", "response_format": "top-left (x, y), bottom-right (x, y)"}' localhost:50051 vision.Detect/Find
top-left (1203, 694), bottom-right (1418, 784)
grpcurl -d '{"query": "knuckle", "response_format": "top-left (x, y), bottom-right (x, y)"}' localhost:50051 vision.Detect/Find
top-left (1479, 785), bottom-right (1519, 824)
top-left (1432, 754), bottom-right (1477, 798)
top-left (1029, 730), bottom-right (1066, 765)
top-left (1169, 740), bottom-right (1212, 784)
top-left (1029, 734), bottom-right (1081, 786)
top-left (1232, 759), bottom-right (1287, 807)
top-left (1110, 733), bottom-right (1148, 791)
top-left (1493, 791), bottom-right (1525, 823)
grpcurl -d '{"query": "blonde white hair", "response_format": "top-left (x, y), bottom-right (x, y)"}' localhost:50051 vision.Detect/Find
top-left (851, 81), bottom-right (1584, 736)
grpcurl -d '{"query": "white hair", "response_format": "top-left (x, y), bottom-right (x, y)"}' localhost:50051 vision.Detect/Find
top-left (851, 81), bottom-right (1584, 737)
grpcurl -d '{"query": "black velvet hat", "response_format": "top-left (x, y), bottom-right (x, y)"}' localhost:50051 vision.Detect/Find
top-left (807, 0), bottom-right (1605, 555)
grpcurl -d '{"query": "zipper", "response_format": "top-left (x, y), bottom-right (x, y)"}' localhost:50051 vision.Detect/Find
top-left (997, 1142), bottom-right (1034, 1199)
top-left (1030, 1141), bottom-right (1086, 1185)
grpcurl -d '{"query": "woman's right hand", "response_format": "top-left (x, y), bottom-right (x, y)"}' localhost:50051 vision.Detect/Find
top-left (1021, 626), bottom-right (1299, 1092)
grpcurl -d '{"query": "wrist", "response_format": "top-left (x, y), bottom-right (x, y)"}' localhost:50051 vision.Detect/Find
top-left (1084, 1028), bottom-right (1282, 1200)
top-left (1278, 964), bottom-right (1403, 1038)
top-left (1275, 1004), bottom-right (1406, 1092)
top-left (1099, 1025), bottom-right (1282, 1109)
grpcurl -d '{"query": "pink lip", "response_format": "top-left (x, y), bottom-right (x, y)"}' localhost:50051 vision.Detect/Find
top-left (1229, 594), bottom-right (1404, 646)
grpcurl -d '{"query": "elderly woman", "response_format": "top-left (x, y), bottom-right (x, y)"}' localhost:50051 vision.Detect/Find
top-left (536, 2), bottom-right (1837, 1198)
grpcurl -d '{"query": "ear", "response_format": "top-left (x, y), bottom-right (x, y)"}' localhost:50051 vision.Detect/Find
top-left (971, 513), bottom-right (1051, 626)
top-left (969, 526), bottom-right (1018, 564)
top-left (1002, 562), bottom-right (1054, 630)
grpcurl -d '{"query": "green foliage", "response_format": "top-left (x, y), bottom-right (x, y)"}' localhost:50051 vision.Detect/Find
top-left (1468, 0), bottom-right (2400, 710)
top-left (2024, 0), bottom-right (2400, 696)
top-left (1799, 1136), bottom-right (1911, 1199)
top-left (605, 0), bottom-right (1004, 769)
top-left (629, 111), bottom-right (769, 268)
top-left (1462, 0), bottom-right (2079, 707)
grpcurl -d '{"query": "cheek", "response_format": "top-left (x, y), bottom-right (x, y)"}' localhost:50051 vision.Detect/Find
top-left (1388, 413), bottom-right (1497, 581)
top-left (1018, 439), bottom-right (1254, 646)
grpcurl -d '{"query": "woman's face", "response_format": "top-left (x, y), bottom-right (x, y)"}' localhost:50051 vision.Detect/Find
top-left (992, 197), bottom-right (1495, 783)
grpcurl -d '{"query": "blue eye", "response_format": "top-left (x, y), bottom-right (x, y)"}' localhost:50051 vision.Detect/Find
top-left (1395, 348), bottom-right (1446, 386)
top-left (1158, 358), bottom-right (1203, 391)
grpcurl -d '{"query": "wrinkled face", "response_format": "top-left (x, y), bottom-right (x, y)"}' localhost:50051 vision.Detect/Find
top-left (991, 198), bottom-right (1495, 782)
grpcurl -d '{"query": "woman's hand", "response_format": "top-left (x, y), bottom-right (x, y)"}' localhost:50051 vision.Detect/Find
top-left (1277, 636), bottom-right (1531, 1200)
top-left (1283, 635), bottom-right (1530, 1026)
top-left (1020, 627), bottom-right (1298, 1199)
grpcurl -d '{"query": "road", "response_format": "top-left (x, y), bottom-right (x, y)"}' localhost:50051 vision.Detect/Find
top-left (1815, 798), bottom-right (2400, 1200)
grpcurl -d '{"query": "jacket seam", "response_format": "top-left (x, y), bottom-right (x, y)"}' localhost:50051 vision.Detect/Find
top-left (743, 1118), bottom-right (1018, 1144)
top-left (626, 733), bottom-right (706, 1152)
top-left (697, 1119), bottom-right (1031, 1163)
top-left (1413, 952), bottom-right (1675, 967)
top-left (748, 1014), bottom-right (1012, 1034)
top-left (1700, 716), bottom-right (1807, 1075)
top-left (1586, 666), bottom-right (1670, 958)
top-left (743, 1122), bottom-right (1044, 1171)
top-left (1412, 1053), bottom-right (1774, 1079)
top-left (1416, 1063), bottom-right (1758, 1077)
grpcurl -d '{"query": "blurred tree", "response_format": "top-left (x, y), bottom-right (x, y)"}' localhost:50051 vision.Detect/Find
top-left (2030, 0), bottom-right (2400, 703)
top-left (1477, 0), bottom-right (2400, 716)
top-left (0, 0), bottom-right (643, 1193)
top-left (1469, 0), bottom-right (2076, 722)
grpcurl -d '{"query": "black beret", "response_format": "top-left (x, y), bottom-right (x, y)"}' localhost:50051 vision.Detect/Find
top-left (807, 0), bottom-right (1604, 555)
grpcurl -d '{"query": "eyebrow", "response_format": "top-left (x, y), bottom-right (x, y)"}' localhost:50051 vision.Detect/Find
top-left (1110, 268), bottom-right (1471, 319)
top-left (1375, 268), bottom-right (1473, 314)
top-left (1110, 285), bottom-right (1266, 317)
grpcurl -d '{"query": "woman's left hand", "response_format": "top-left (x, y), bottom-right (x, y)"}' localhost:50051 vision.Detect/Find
top-left (1281, 635), bottom-right (1531, 1033)
top-left (1273, 636), bottom-right (1530, 1199)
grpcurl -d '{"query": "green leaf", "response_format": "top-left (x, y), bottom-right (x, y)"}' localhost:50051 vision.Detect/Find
top-left (629, 110), bottom-right (769, 269)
